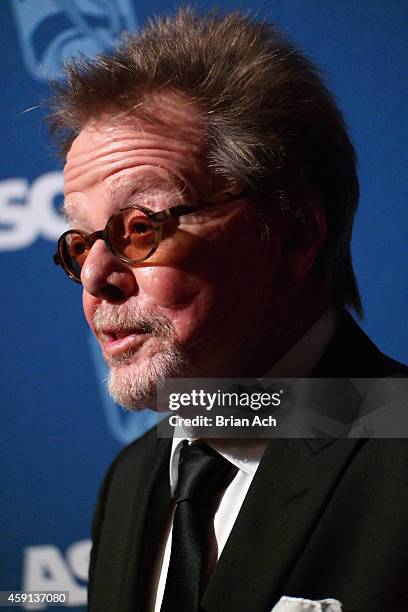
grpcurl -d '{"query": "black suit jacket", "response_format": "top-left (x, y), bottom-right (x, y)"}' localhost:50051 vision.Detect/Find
top-left (88, 311), bottom-right (408, 612)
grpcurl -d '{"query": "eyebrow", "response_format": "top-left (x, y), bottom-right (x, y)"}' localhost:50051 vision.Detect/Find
top-left (62, 175), bottom-right (191, 227)
top-left (61, 199), bottom-right (80, 225)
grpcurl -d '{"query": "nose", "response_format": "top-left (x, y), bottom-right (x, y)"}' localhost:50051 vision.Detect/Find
top-left (81, 240), bottom-right (137, 301)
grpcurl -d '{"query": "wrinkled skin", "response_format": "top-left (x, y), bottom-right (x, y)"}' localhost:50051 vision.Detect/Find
top-left (63, 94), bottom-right (324, 409)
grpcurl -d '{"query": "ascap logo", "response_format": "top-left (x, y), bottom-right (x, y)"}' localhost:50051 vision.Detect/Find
top-left (0, 172), bottom-right (68, 251)
top-left (22, 539), bottom-right (91, 609)
top-left (11, 0), bottom-right (138, 81)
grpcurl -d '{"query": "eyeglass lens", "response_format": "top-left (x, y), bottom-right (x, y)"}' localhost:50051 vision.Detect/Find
top-left (60, 208), bottom-right (156, 280)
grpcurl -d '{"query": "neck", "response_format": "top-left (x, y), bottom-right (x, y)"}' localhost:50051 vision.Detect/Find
top-left (243, 285), bottom-right (330, 377)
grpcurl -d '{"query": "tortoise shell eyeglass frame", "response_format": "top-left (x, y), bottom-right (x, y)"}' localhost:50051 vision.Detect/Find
top-left (53, 190), bottom-right (248, 284)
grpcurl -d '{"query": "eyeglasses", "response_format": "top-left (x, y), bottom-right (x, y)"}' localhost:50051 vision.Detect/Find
top-left (53, 192), bottom-right (246, 283)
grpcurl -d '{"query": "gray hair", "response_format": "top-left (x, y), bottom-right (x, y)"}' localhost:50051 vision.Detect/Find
top-left (49, 7), bottom-right (362, 313)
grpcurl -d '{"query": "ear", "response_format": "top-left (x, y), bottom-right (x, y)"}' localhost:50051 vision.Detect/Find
top-left (282, 199), bottom-right (327, 289)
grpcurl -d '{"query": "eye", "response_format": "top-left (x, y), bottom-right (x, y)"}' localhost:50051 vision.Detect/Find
top-left (72, 241), bottom-right (86, 254)
top-left (121, 209), bottom-right (154, 238)
top-left (130, 221), bottom-right (150, 234)
top-left (69, 235), bottom-right (88, 257)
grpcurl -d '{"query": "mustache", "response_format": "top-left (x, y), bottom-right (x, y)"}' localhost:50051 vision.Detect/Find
top-left (92, 304), bottom-right (174, 338)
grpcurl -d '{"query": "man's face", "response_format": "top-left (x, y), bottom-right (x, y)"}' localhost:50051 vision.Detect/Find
top-left (63, 95), bottom-right (288, 410)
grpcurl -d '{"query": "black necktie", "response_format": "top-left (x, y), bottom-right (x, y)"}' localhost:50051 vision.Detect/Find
top-left (160, 442), bottom-right (237, 612)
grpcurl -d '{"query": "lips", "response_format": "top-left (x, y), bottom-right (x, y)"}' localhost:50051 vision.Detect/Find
top-left (104, 330), bottom-right (134, 341)
top-left (97, 328), bottom-right (150, 356)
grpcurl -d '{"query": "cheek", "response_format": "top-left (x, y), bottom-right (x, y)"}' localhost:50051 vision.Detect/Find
top-left (136, 266), bottom-right (200, 307)
top-left (135, 266), bottom-right (222, 342)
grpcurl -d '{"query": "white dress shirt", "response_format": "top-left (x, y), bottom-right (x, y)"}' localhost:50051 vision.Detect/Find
top-left (151, 307), bottom-right (336, 611)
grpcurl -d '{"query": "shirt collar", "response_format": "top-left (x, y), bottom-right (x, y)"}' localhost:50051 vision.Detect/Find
top-left (169, 435), bottom-right (266, 495)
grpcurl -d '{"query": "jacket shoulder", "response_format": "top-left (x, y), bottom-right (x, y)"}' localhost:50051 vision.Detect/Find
top-left (111, 424), bottom-right (160, 472)
top-left (314, 309), bottom-right (408, 377)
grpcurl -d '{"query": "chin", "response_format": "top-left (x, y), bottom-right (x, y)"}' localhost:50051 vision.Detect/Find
top-left (106, 346), bottom-right (188, 412)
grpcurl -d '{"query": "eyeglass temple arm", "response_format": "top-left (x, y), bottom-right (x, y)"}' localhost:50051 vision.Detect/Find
top-left (149, 190), bottom-right (249, 224)
top-left (150, 204), bottom-right (197, 223)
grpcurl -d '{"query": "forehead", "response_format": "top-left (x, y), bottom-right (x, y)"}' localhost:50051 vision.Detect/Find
top-left (63, 93), bottom-right (209, 222)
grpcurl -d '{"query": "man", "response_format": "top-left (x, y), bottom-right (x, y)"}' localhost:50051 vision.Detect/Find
top-left (51, 9), bottom-right (407, 612)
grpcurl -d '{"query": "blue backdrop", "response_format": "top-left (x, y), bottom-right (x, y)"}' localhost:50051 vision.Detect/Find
top-left (1, 1), bottom-right (407, 609)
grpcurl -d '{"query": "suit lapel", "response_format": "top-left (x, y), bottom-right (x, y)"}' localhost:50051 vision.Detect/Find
top-left (201, 310), bottom-right (379, 611)
top-left (200, 436), bottom-right (363, 612)
top-left (119, 434), bottom-right (172, 612)
top-left (198, 311), bottom-right (393, 610)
